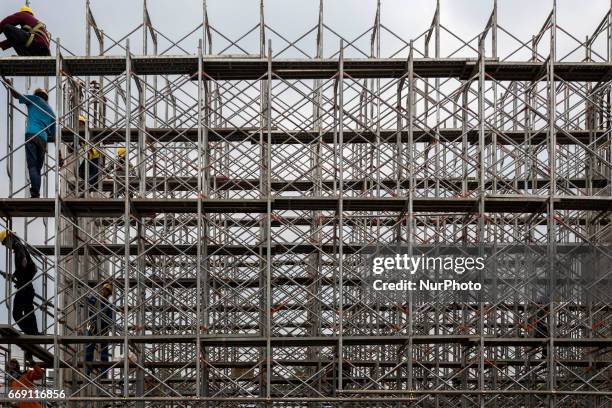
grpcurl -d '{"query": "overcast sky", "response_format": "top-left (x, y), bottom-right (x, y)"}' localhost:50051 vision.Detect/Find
top-left (1, 0), bottom-right (611, 59)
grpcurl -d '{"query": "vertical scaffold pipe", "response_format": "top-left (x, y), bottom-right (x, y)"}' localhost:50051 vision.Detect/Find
top-left (478, 35), bottom-right (486, 408)
top-left (337, 39), bottom-right (344, 394)
top-left (196, 39), bottom-right (203, 401)
top-left (53, 36), bottom-right (62, 393)
top-left (265, 38), bottom-right (273, 401)
top-left (123, 39), bottom-right (132, 399)
top-left (547, 3), bottom-right (557, 407)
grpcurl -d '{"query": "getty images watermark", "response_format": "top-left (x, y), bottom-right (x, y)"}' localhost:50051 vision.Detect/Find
top-left (361, 247), bottom-right (488, 302)
top-left (371, 253), bottom-right (484, 292)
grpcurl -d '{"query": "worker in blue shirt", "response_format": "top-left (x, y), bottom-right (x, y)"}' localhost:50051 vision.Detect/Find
top-left (4, 80), bottom-right (56, 198)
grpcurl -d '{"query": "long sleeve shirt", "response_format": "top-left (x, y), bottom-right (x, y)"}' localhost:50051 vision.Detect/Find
top-left (18, 95), bottom-right (56, 142)
top-left (12, 240), bottom-right (36, 288)
top-left (0, 11), bottom-right (50, 49)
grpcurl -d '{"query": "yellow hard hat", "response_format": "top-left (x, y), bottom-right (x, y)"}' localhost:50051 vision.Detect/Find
top-left (79, 115), bottom-right (87, 124)
top-left (102, 282), bottom-right (113, 292)
top-left (117, 147), bottom-right (126, 157)
top-left (0, 230), bottom-right (8, 244)
top-left (19, 6), bottom-right (33, 14)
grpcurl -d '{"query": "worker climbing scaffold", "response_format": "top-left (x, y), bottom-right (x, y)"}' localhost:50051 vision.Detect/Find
top-left (77, 114), bottom-right (104, 194)
top-left (2, 77), bottom-right (56, 198)
top-left (84, 282), bottom-right (114, 377)
top-left (1, 230), bottom-right (41, 363)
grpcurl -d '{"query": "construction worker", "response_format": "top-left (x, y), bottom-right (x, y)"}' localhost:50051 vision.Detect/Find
top-left (85, 282), bottom-right (114, 376)
top-left (113, 147), bottom-right (128, 197)
top-left (117, 147), bottom-right (126, 166)
top-left (7, 358), bottom-right (44, 408)
top-left (0, 6), bottom-right (51, 56)
top-left (4, 82), bottom-right (56, 198)
top-left (1, 230), bottom-right (40, 337)
top-left (77, 115), bottom-right (102, 190)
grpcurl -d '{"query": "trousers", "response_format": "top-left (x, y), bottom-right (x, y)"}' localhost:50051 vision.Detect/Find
top-left (0, 24), bottom-right (50, 56)
top-left (78, 157), bottom-right (100, 190)
top-left (25, 136), bottom-right (46, 198)
top-left (13, 283), bottom-right (39, 335)
top-left (85, 329), bottom-right (109, 375)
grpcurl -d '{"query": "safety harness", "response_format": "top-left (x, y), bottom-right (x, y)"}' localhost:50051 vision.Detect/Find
top-left (23, 21), bottom-right (50, 48)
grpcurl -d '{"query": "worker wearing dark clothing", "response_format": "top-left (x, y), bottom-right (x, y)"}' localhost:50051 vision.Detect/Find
top-left (112, 147), bottom-right (129, 197)
top-left (78, 151), bottom-right (101, 189)
top-left (0, 7), bottom-right (50, 56)
top-left (1, 230), bottom-right (40, 336)
top-left (77, 116), bottom-right (102, 192)
top-left (85, 283), bottom-right (114, 376)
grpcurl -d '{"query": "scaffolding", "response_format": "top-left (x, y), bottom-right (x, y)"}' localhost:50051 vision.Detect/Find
top-left (0, 0), bottom-right (611, 406)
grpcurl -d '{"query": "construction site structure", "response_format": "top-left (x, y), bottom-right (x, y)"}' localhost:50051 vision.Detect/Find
top-left (0, 0), bottom-right (611, 406)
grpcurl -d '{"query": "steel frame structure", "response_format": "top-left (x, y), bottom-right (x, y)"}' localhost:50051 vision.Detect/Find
top-left (0, 0), bottom-right (611, 406)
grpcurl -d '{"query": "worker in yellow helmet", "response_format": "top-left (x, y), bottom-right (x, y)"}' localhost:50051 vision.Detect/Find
top-left (116, 147), bottom-right (127, 174)
top-left (0, 6), bottom-right (50, 56)
top-left (77, 115), bottom-right (103, 191)
top-left (109, 147), bottom-right (129, 197)
top-left (85, 281), bottom-right (114, 377)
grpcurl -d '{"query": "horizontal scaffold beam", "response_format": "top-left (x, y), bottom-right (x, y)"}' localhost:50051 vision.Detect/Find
top-left (2, 196), bottom-right (612, 218)
top-left (33, 243), bottom-right (375, 255)
top-left (55, 128), bottom-right (610, 145)
top-left (100, 216), bottom-right (612, 227)
top-left (68, 277), bottom-right (608, 288)
top-left (2, 334), bottom-right (610, 347)
top-left (35, 242), bottom-right (606, 256)
top-left (1, 56), bottom-right (612, 81)
top-left (66, 358), bottom-right (612, 370)
top-left (42, 359), bottom-right (612, 371)
top-left (0, 326), bottom-right (54, 363)
top-left (95, 176), bottom-right (608, 192)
